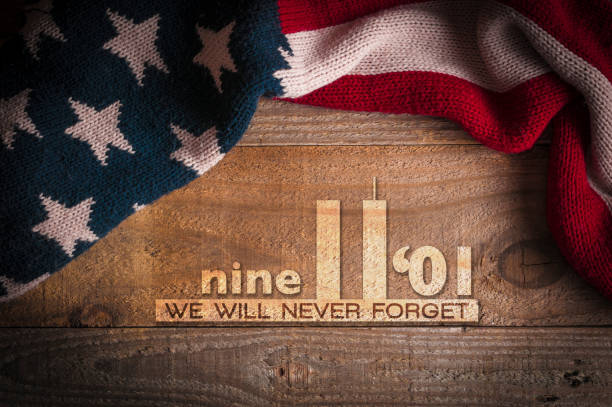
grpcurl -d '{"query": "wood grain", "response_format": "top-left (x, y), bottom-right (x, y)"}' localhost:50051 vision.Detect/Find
top-left (1, 17), bottom-right (609, 406)
top-left (1, 143), bottom-right (610, 327)
top-left (0, 327), bottom-right (610, 406)
top-left (239, 99), bottom-right (550, 146)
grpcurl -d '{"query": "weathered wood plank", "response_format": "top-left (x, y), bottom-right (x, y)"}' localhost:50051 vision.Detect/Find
top-left (0, 327), bottom-right (610, 406)
top-left (1, 144), bottom-right (611, 327)
top-left (239, 99), bottom-right (550, 146)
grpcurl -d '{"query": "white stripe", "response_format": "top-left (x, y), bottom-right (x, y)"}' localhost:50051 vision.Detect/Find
top-left (274, 1), bottom-right (551, 97)
top-left (274, 0), bottom-right (612, 211)
top-left (500, 5), bottom-right (612, 211)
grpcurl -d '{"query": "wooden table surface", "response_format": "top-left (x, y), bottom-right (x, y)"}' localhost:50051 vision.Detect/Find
top-left (1, 99), bottom-right (611, 406)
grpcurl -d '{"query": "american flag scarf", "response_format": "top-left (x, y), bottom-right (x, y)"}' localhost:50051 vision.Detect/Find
top-left (1, 0), bottom-right (611, 301)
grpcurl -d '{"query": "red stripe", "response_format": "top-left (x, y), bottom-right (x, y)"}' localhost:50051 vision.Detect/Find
top-left (277, 0), bottom-right (612, 81)
top-left (275, 0), bottom-right (612, 298)
top-left (283, 72), bottom-right (612, 298)
top-left (277, 0), bottom-right (423, 34)
top-left (502, 0), bottom-right (612, 82)
top-left (282, 71), bottom-right (574, 153)
top-left (547, 102), bottom-right (612, 299)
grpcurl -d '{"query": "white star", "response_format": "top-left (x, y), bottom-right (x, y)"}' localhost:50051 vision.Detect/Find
top-left (0, 89), bottom-right (41, 150)
top-left (193, 22), bottom-right (237, 92)
top-left (103, 10), bottom-right (169, 86)
top-left (0, 273), bottom-right (50, 302)
top-left (132, 202), bottom-right (146, 212)
top-left (32, 194), bottom-right (98, 257)
top-left (20, 0), bottom-right (66, 60)
top-left (170, 124), bottom-right (224, 175)
top-left (65, 98), bottom-right (134, 165)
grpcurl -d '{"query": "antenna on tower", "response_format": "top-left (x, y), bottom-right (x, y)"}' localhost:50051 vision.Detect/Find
top-left (373, 176), bottom-right (377, 200)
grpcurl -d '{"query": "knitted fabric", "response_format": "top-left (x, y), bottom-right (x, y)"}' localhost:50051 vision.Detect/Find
top-left (0, 0), bottom-right (611, 301)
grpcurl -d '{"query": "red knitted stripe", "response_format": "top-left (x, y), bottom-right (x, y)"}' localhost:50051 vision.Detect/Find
top-left (547, 102), bottom-right (612, 299)
top-left (282, 71), bottom-right (574, 153)
top-left (277, 0), bottom-right (612, 81)
top-left (276, 0), bottom-right (612, 299)
top-left (277, 0), bottom-right (423, 34)
top-left (503, 0), bottom-right (612, 81)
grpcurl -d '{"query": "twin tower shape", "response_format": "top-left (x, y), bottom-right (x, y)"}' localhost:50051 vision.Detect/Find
top-left (157, 178), bottom-right (477, 322)
top-left (316, 178), bottom-right (472, 300)
top-left (316, 177), bottom-right (388, 299)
